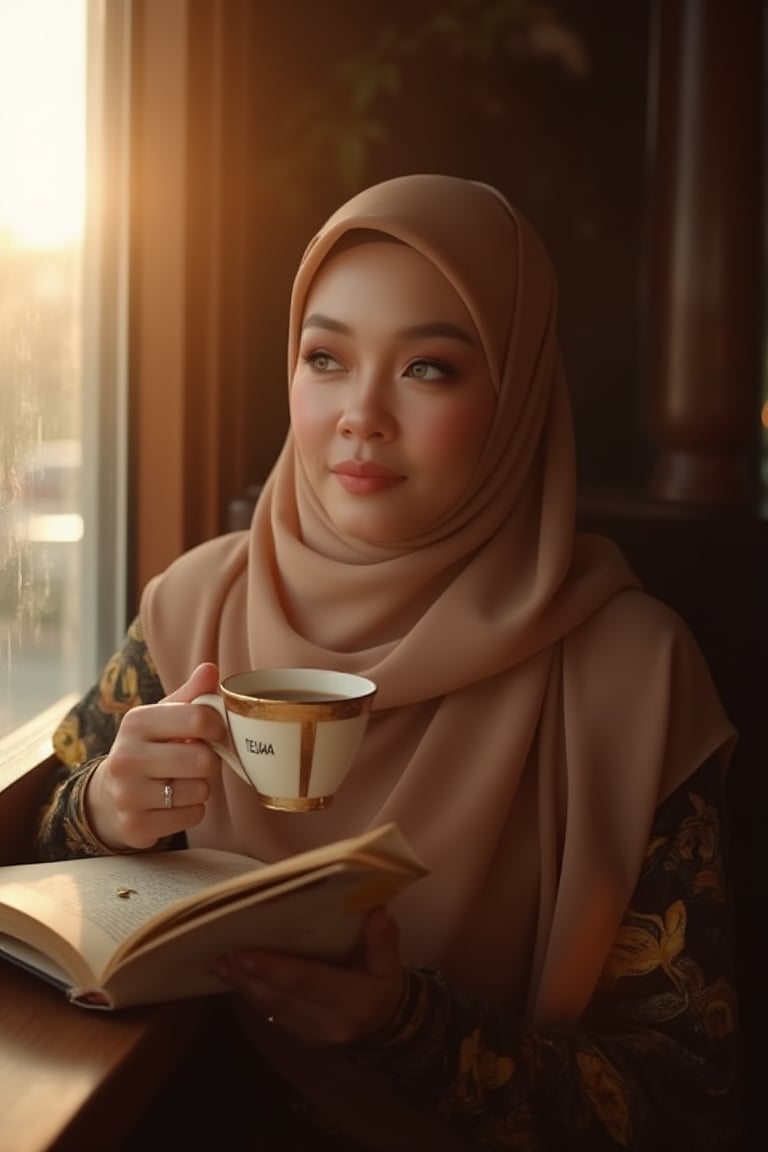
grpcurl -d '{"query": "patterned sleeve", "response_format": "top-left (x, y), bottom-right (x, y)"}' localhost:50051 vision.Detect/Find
top-left (34, 616), bottom-right (167, 861)
top-left (348, 755), bottom-right (744, 1150)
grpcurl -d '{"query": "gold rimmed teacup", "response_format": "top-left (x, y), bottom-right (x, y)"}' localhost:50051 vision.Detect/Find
top-left (193, 669), bottom-right (377, 811)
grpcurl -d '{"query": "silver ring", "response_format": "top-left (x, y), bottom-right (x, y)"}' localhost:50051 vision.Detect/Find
top-left (162, 781), bottom-right (174, 810)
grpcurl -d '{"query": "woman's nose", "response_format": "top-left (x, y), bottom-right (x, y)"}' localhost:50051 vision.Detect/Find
top-left (337, 382), bottom-right (397, 441)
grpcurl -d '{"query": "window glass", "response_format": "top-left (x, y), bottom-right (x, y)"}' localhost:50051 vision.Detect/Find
top-left (0, 0), bottom-right (121, 737)
top-left (763, 11), bottom-right (768, 494)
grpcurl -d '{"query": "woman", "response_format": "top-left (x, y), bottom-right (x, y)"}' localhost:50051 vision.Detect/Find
top-left (37, 175), bottom-right (743, 1149)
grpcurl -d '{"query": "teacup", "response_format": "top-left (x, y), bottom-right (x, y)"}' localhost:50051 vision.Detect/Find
top-left (192, 668), bottom-right (377, 811)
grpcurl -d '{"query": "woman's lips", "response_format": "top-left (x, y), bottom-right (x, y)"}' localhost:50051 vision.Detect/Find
top-left (331, 461), bottom-right (404, 495)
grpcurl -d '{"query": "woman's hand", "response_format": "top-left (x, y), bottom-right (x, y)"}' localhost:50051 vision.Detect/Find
top-left (211, 906), bottom-right (406, 1047)
top-left (84, 662), bottom-right (227, 851)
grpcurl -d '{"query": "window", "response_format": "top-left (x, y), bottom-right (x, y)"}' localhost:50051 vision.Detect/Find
top-left (0, 0), bottom-right (127, 738)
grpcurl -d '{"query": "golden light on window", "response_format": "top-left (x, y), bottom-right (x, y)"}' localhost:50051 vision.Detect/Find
top-left (761, 401), bottom-right (768, 431)
top-left (0, 0), bottom-right (86, 249)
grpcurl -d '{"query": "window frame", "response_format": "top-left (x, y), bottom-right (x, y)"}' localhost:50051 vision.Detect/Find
top-left (128, 0), bottom-right (257, 610)
top-left (0, 0), bottom-right (258, 766)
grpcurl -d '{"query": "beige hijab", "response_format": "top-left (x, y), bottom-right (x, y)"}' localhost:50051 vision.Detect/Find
top-left (141, 174), bottom-right (734, 1024)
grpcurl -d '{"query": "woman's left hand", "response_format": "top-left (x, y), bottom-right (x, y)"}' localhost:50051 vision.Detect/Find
top-left (211, 906), bottom-right (406, 1046)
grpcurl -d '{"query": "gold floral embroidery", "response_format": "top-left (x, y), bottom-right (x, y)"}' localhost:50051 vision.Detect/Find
top-left (660, 791), bottom-right (726, 901)
top-left (576, 1049), bottom-right (631, 1147)
top-left (52, 713), bottom-right (87, 766)
top-left (481, 1115), bottom-right (537, 1151)
top-left (698, 976), bottom-right (738, 1040)
top-left (692, 867), bottom-right (725, 899)
top-left (99, 653), bottom-right (141, 713)
top-left (454, 1027), bottom-right (515, 1111)
top-left (126, 615), bottom-right (144, 642)
top-left (675, 793), bottom-right (719, 865)
top-left (601, 899), bottom-right (687, 990)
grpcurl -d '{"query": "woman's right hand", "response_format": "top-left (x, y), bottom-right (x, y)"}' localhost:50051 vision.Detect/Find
top-left (84, 662), bottom-right (228, 851)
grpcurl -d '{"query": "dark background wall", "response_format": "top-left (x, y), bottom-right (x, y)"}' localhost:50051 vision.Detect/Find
top-left (238, 0), bottom-right (654, 494)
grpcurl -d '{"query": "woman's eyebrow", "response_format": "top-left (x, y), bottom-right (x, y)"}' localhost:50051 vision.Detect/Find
top-left (301, 313), bottom-right (475, 346)
top-left (301, 313), bottom-right (350, 334)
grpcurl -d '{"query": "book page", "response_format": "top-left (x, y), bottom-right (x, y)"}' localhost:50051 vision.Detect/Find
top-left (0, 930), bottom-right (78, 989)
top-left (0, 849), bottom-right (263, 985)
top-left (104, 823), bottom-right (427, 963)
top-left (75, 821), bottom-right (424, 970)
top-left (99, 862), bottom-right (416, 1008)
top-left (0, 823), bottom-right (428, 1002)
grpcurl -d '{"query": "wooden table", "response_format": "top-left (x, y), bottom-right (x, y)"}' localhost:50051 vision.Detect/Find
top-left (0, 710), bottom-right (212, 1152)
top-left (0, 960), bottom-right (210, 1152)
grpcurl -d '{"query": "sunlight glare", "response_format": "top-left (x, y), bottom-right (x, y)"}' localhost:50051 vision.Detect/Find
top-left (26, 514), bottom-right (85, 544)
top-left (0, 0), bottom-right (86, 248)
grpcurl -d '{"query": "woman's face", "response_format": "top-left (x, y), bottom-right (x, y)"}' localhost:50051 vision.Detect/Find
top-left (290, 239), bottom-right (497, 545)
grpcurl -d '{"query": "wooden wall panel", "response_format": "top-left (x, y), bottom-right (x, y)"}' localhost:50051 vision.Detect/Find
top-left (128, 0), bottom-right (258, 609)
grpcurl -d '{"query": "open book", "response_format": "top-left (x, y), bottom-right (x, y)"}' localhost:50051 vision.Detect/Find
top-left (0, 822), bottom-right (427, 1011)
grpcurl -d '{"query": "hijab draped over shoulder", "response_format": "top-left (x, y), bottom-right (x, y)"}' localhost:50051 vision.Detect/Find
top-left (141, 174), bottom-right (734, 1023)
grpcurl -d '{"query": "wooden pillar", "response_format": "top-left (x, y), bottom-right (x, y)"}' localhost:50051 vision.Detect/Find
top-left (129, 0), bottom-right (258, 607)
top-left (646, 0), bottom-right (763, 504)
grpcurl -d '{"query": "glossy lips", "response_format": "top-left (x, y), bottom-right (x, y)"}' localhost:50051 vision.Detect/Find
top-left (331, 460), bottom-right (404, 495)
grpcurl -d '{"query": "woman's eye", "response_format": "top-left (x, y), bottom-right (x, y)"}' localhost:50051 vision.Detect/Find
top-left (304, 350), bottom-right (343, 372)
top-left (406, 359), bottom-right (453, 381)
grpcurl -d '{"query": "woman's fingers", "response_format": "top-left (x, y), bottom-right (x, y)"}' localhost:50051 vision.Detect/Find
top-left (83, 663), bottom-right (227, 851)
top-left (117, 697), bottom-right (226, 748)
top-left (161, 661), bottom-right (220, 704)
top-left (212, 909), bottom-right (407, 1047)
top-left (106, 725), bottom-right (221, 783)
top-left (107, 766), bottom-right (213, 842)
